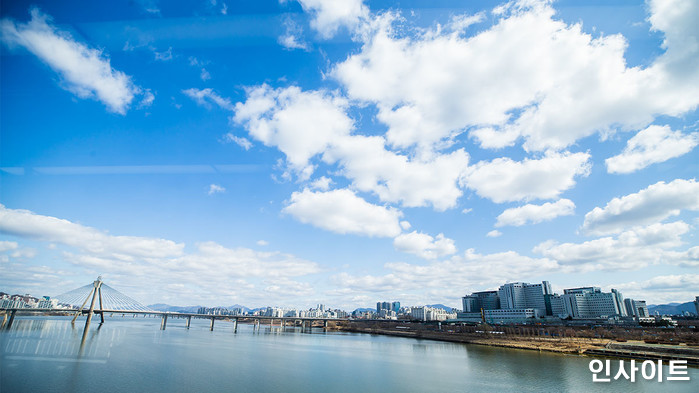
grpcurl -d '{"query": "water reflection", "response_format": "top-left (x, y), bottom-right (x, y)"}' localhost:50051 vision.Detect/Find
top-left (1, 318), bottom-right (122, 363)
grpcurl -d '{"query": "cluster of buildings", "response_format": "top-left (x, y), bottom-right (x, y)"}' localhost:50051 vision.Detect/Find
top-left (0, 293), bottom-right (64, 309)
top-left (198, 304), bottom-right (349, 319)
top-left (458, 281), bottom-right (651, 324)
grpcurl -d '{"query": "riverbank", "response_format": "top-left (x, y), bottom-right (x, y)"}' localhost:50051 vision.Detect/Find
top-left (334, 324), bottom-right (699, 365)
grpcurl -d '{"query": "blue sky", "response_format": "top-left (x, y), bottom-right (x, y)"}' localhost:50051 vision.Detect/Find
top-left (1, 0), bottom-right (697, 309)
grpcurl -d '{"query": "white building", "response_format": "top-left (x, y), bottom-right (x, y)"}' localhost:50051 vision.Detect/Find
top-left (37, 296), bottom-right (58, 309)
top-left (554, 287), bottom-right (626, 319)
top-left (411, 306), bottom-right (456, 321)
top-left (498, 281), bottom-right (551, 315)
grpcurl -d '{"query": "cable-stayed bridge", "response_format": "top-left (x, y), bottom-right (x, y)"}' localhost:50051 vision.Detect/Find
top-left (54, 281), bottom-right (151, 312)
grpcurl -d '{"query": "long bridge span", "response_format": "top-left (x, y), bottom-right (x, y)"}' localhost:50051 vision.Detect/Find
top-left (1, 278), bottom-right (346, 336)
top-left (0, 307), bottom-right (342, 332)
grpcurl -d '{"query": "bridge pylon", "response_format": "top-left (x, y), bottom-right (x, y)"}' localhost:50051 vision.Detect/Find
top-left (71, 276), bottom-right (105, 326)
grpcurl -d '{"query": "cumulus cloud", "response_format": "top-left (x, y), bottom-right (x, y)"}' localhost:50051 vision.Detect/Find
top-left (0, 205), bottom-right (322, 306)
top-left (223, 133), bottom-right (253, 150)
top-left (605, 125), bottom-right (699, 174)
top-left (462, 152), bottom-right (591, 203)
top-left (324, 135), bottom-right (470, 210)
top-left (234, 85), bottom-right (353, 178)
top-left (332, 248), bottom-right (559, 300)
top-left (208, 184), bottom-right (226, 195)
top-left (309, 176), bottom-right (332, 191)
top-left (278, 16), bottom-right (308, 50)
top-left (183, 88), bottom-right (235, 111)
top-left (486, 230), bottom-right (502, 238)
top-left (496, 199), bottom-right (575, 227)
top-left (1, 8), bottom-right (143, 114)
top-left (534, 221), bottom-right (696, 271)
top-left (582, 179), bottom-right (699, 235)
top-left (232, 85), bottom-right (469, 209)
top-left (332, 0), bottom-right (699, 153)
top-left (610, 274), bottom-right (699, 304)
top-left (0, 204), bottom-right (184, 259)
top-left (393, 231), bottom-right (457, 259)
top-left (282, 188), bottom-right (403, 237)
top-left (291, 0), bottom-right (368, 39)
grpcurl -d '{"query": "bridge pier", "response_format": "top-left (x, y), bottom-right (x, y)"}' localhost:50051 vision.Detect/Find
top-left (186, 316), bottom-right (191, 329)
top-left (302, 320), bottom-right (306, 330)
top-left (210, 317), bottom-right (215, 331)
top-left (323, 320), bottom-right (328, 329)
top-left (161, 314), bottom-right (168, 330)
top-left (233, 318), bottom-right (238, 333)
top-left (5, 310), bottom-right (17, 330)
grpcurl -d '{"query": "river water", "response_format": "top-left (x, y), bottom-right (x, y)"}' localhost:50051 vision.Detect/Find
top-left (1, 316), bottom-right (696, 392)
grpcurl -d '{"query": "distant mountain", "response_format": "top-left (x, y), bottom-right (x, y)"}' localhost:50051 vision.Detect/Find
top-left (227, 304), bottom-right (251, 312)
top-left (426, 304), bottom-right (455, 312)
top-left (648, 301), bottom-right (697, 316)
top-left (147, 304), bottom-right (203, 313)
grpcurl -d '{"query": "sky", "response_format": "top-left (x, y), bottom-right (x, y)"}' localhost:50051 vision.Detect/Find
top-left (0, 0), bottom-right (697, 310)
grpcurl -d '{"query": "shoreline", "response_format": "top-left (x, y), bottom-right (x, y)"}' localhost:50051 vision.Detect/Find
top-left (335, 325), bottom-right (699, 366)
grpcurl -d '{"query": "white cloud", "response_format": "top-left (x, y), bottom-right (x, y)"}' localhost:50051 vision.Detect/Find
top-left (0, 241), bottom-right (18, 252)
top-left (256, 240), bottom-right (269, 246)
top-left (140, 89), bottom-right (155, 107)
top-left (605, 125), bottom-right (699, 174)
top-left (332, 0), bottom-right (699, 154)
top-left (292, 0), bottom-right (368, 39)
top-left (496, 199), bottom-right (575, 227)
top-left (324, 135), bottom-right (470, 210)
top-left (200, 68), bottom-right (211, 81)
top-left (486, 230), bottom-right (502, 238)
top-left (461, 208), bottom-right (472, 214)
top-left (582, 179), bottom-right (699, 236)
top-left (534, 221), bottom-right (696, 271)
top-left (234, 85), bottom-right (353, 178)
top-left (230, 85), bottom-right (469, 210)
top-left (399, 221), bottom-right (411, 230)
top-left (449, 12), bottom-right (486, 32)
top-left (332, 248), bottom-right (559, 299)
top-left (393, 231), bottom-right (457, 260)
top-left (309, 176), bottom-right (332, 191)
top-left (0, 204), bottom-right (184, 259)
top-left (183, 88), bottom-right (234, 111)
top-left (154, 47), bottom-right (173, 61)
top-left (278, 16), bottom-right (309, 50)
top-left (208, 184), bottom-right (226, 195)
top-left (282, 188), bottom-right (403, 237)
top-left (223, 133), bottom-right (253, 150)
top-left (0, 205), bottom-right (322, 306)
top-left (462, 151), bottom-right (591, 203)
top-left (610, 274), bottom-right (699, 304)
top-left (1, 8), bottom-right (142, 114)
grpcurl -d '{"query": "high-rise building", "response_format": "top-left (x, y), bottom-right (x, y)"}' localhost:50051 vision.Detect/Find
top-left (611, 289), bottom-right (627, 316)
top-left (472, 291), bottom-right (500, 310)
top-left (557, 287), bottom-right (626, 318)
top-left (695, 296), bottom-right (699, 316)
top-left (625, 299), bottom-right (649, 318)
top-left (462, 295), bottom-right (479, 312)
top-left (498, 281), bottom-right (550, 314)
top-left (391, 301), bottom-right (401, 313)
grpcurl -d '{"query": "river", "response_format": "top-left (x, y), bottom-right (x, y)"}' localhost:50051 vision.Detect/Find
top-left (1, 316), bottom-right (696, 392)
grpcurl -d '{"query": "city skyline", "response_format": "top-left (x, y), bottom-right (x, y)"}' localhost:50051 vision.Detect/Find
top-left (1, 0), bottom-right (698, 309)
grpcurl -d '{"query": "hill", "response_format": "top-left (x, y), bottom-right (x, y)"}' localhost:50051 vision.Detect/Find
top-left (647, 301), bottom-right (697, 316)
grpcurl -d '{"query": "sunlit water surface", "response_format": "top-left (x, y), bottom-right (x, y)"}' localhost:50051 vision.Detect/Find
top-left (1, 316), bottom-right (696, 392)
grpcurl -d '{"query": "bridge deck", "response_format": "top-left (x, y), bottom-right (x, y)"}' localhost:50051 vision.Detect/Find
top-left (0, 308), bottom-right (347, 322)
